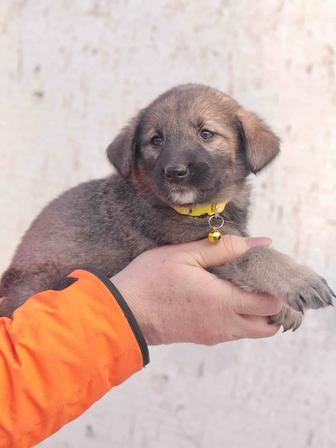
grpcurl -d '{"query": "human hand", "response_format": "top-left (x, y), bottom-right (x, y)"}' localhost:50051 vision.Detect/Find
top-left (112, 235), bottom-right (283, 345)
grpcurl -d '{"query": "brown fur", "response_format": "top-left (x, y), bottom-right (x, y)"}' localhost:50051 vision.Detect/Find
top-left (0, 84), bottom-right (333, 328)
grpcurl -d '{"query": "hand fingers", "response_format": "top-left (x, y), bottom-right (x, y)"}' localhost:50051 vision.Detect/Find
top-left (184, 235), bottom-right (272, 268)
top-left (228, 284), bottom-right (283, 316)
top-left (236, 315), bottom-right (281, 339)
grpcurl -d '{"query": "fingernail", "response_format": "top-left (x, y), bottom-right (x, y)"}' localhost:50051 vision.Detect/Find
top-left (246, 237), bottom-right (272, 248)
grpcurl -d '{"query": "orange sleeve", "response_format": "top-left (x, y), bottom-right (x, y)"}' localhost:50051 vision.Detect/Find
top-left (0, 268), bottom-right (149, 448)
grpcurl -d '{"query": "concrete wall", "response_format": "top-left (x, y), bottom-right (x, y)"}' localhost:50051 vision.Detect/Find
top-left (1, 1), bottom-right (335, 447)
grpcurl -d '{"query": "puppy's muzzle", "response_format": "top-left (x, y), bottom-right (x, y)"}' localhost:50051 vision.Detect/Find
top-left (164, 164), bottom-right (189, 183)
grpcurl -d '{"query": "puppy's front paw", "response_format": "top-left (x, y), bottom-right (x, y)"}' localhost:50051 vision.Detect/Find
top-left (270, 305), bottom-right (303, 332)
top-left (217, 247), bottom-right (334, 326)
top-left (287, 268), bottom-right (335, 313)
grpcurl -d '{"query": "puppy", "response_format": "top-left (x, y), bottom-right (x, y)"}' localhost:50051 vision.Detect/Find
top-left (0, 84), bottom-right (333, 330)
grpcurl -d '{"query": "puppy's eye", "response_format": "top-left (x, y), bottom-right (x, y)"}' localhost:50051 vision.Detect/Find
top-left (151, 135), bottom-right (163, 146)
top-left (200, 129), bottom-right (214, 140)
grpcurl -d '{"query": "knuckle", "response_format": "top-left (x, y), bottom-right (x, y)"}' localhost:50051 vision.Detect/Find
top-left (202, 333), bottom-right (216, 346)
top-left (227, 283), bottom-right (240, 303)
top-left (251, 319), bottom-right (280, 339)
top-left (261, 321), bottom-right (280, 337)
top-left (267, 324), bottom-right (281, 336)
top-left (191, 248), bottom-right (208, 268)
top-left (220, 234), bottom-right (239, 255)
top-left (268, 298), bottom-right (283, 315)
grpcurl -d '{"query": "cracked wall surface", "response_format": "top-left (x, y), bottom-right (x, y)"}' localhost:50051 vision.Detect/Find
top-left (0, 1), bottom-right (335, 447)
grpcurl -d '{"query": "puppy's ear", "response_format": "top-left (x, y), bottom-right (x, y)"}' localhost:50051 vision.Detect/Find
top-left (106, 117), bottom-right (139, 178)
top-left (236, 108), bottom-right (280, 174)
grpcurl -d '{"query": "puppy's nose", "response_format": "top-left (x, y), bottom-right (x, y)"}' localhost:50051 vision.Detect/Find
top-left (164, 164), bottom-right (189, 181)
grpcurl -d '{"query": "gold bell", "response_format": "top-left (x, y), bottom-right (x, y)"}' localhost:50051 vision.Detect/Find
top-left (208, 229), bottom-right (222, 243)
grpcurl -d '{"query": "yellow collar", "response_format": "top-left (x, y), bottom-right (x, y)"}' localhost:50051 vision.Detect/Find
top-left (170, 200), bottom-right (229, 217)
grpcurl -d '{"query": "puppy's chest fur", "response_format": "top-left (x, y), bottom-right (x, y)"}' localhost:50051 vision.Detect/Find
top-left (104, 176), bottom-right (249, 248)
top-left (0, 174), bottom-right (250, 314)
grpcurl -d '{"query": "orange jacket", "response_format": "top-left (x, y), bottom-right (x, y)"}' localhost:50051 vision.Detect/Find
top-left (0, 269), bottom-right (149, 447)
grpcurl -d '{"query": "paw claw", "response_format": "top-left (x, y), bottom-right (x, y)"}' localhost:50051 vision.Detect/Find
top-left (291, 319), bottom-right (302, 332)
top-left (271, 306), bottom-right (303, 332)
top-left (296, 296), bottom-right (305, 313)
top-left (326, 285), bottom-right (336, 300)
top-left (327, 296), bottom-right (334, 306)
top-left (322, 278), bottom-right (336, 298)
top-left (288, 274), bottom-right (334, 312)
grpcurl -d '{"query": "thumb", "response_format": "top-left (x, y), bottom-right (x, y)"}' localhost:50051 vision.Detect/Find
top-left (185, 235), bottom-right (272, 268)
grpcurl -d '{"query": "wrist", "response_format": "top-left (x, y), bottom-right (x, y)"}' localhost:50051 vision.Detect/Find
top-left (111, 270), bottom-right (157, 345)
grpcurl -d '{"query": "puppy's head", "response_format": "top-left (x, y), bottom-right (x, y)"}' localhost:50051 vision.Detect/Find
top-left (107, 84), bottom-right (280, 206)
